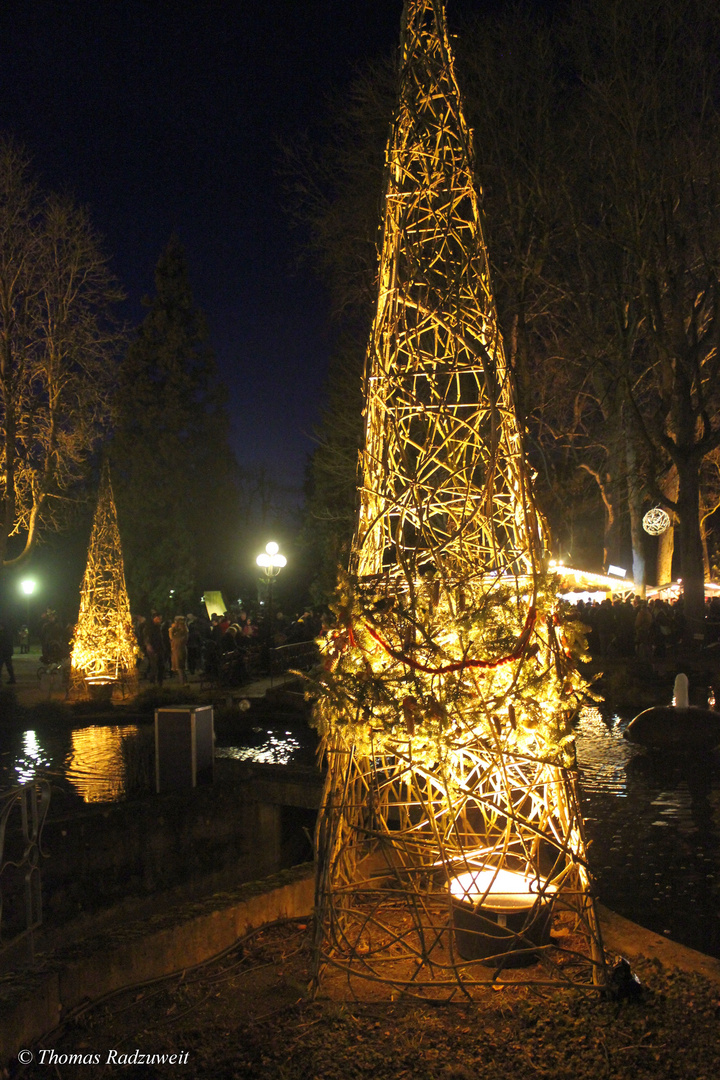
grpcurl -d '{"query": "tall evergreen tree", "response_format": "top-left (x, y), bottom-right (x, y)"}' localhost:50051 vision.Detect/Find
top-left (112, 236), bottom-right (240, 614)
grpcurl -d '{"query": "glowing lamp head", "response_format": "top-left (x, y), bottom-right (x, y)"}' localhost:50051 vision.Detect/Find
top-left (20, 579), bottom-right (36, 596)
top-left (449, 867), bottom-right (556, 911)
top-left (257, 542), bottom-right (286, 571)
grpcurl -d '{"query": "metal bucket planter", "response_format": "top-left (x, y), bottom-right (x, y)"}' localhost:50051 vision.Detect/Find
top-left (85, 676), bottom-right (115, 706)
top-left (449, 868), bottom-right (556, 966)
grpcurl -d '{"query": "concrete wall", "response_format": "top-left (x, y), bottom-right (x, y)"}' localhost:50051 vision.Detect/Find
top-left (31, 763), bottom-right (321, 928)
top-left (0, 865), bottom-right (316, 1064)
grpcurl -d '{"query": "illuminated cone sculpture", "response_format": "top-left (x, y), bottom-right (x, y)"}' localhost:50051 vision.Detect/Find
top-left (71, 462), bottom-right (137, 686)
top-left (311, 0), bottom-right (605, 995)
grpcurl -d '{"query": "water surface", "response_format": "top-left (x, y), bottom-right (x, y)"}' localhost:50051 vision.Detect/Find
top-left (576, 705), bottom-right (720, 958)
top-left (3, 705), bottom-right (720, 958)
top-left (0, 719), bottom-right (317, 802)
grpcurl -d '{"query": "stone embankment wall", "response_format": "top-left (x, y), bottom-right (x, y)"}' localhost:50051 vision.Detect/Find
top-left (36, 762), bottom-right (322, 926)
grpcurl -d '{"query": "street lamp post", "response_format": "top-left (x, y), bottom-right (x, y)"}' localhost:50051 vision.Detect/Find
top-left (256, 542), bottom-right (286, 680)
top-left (20, 578), bottom-right (36, 627)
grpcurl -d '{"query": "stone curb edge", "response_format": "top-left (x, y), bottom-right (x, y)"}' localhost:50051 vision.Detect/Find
top-left (3, 875), bottom-right (720, 1064)
top-left (0, 864), bottom-right (315, 1064)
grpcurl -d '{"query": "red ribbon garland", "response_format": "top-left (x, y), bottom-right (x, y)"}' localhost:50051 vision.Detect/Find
top-left (361, 606), bottom-right (537, 675)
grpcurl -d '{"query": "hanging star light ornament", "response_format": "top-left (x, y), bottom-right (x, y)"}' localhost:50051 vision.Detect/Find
top-left (70, 462), bottom-right (138, 690)
top-left (308, 0), bottom-right (605, 996)
top-left (642, 507), bottom-right (671, 536)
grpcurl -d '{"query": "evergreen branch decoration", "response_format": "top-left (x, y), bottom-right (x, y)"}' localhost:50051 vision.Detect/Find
top-left (310, 0), bottom-right (605, 997)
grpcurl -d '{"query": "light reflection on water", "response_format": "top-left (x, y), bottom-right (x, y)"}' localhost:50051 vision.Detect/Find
top-left (216, 730), bottom-right (302, 766)
top-left (575, 705), bottom-right (637, 796)
top-left (66, 726), bottom-right (139, 803)
top-left (575, 704), bottom-right (720, 958)
top-left (14, 730), bottom-right (53, 787)
top-left (5, 706), bottom-right (720, 957)
top-left (4, 725), bottom-right (141, 803)
top-left (1, 721), bottom-right (315, 801)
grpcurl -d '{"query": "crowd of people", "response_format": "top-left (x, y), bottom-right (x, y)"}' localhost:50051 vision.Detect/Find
top-left (0, 602), bottom-right (325, 689)
top-left (133, 606), bottom-right (323, 686)
top-left (7, 591), bottom-right (720, 690)
top-left (570, 594), bottom-right (720, 663)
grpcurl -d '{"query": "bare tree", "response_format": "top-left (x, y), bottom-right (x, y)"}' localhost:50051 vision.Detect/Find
top-left (568, 0), bottom-right (720, 633)
top-left (0, 141), bottom-right (123, 569)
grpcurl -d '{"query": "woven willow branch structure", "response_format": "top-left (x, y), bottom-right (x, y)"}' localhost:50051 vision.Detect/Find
top-left (70, 462), bottom-right (137, 688)
top-left (311, 0), bottom-right (605, 997)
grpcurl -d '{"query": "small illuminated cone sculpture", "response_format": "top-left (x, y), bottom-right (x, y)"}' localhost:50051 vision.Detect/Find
top-left (70, 462), bottom-right (137, 688)
top-left (311, 0), bottom-right (604, 996)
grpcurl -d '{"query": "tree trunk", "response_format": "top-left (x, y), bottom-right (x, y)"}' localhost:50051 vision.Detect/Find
top-left (656, 466), bottom-right (678, 586)
top-left (625, 429), bottom-right (646, 596)
top-left (603, 434), bottom-right (626, 573)
top-left (677, 456), bottom-right (706, 645)
top-left (701, 518), bottom-right (711, 580)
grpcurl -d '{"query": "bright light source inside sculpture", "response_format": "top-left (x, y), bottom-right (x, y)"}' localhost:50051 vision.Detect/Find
top-left (71, 596), bottom-right (137, 680)
top-left (71, 467), bottom-right (138, 684)
top-left (449, 867), bottom-right (557, 911)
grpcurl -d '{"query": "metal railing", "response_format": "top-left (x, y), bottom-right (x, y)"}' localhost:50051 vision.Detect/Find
top-left (0, 780), bottom-right (51, 961)
top-left (270, 639), bottom-right (318, 679)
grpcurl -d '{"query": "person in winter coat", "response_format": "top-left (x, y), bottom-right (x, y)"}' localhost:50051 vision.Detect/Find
top-left (170, 615), bottom-right (189, 684)
top-left (144, 614), bottom-right (166, 685)
top-left (0, 621), bottom-right (16, 684)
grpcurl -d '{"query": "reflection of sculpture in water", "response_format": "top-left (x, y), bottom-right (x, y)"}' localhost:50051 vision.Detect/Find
top-left (66, 725), bottom-right (140, 803)
top-left (625, 751), bottom-right (718, 841)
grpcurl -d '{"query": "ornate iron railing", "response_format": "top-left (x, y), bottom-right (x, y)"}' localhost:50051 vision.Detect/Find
top-left (0, 780), bottom-right (51, 960)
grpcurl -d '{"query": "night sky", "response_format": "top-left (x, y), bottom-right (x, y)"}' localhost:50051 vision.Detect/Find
top-left (0, 0), bottom-right (479, 494)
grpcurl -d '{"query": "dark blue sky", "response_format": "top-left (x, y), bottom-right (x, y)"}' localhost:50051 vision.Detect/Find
top-left (0, 0), bottom-right (484, 492)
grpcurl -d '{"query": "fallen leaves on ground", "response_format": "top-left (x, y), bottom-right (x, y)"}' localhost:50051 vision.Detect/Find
top-left (14, 922), bottom-right (720, 1080)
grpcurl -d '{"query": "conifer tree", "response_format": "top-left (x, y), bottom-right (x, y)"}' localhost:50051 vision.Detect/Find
top-left (112, 236), bottom-right (239, 613)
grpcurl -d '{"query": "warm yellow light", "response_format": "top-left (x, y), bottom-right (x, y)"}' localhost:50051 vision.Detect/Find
top-left (265, 541), bottom-right (279, 556)
top-left (20, 578), bottom-right (36, 596)
top-left (67, 725), bottom-right (139, 802)
top-left (70, 464), bottom-right (137, 685)
top-left (309, 0), bottom-right (601, 997)
top-left (449, 867), bottom-right (557, 910)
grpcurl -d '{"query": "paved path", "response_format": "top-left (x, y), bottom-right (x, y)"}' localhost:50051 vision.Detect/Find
top-left (4, 646), bottom-right (294, 711)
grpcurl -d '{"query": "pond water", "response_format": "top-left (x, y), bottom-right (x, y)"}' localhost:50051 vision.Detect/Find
top-left (576, 705), bottom-right (720, 958)
top-left (0, 719), bottom-right (318, 803)
top-left (2, 707), bottom-right (720, 958)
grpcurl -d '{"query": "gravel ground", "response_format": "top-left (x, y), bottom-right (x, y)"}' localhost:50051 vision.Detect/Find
top-left (8, 920), bottom-right (720, 1080)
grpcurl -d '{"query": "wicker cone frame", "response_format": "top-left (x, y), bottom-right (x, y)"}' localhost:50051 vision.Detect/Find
top-left (70, 462), bottom-right (138, 690)
top-left (311, 0), bottom-right (605, 998)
